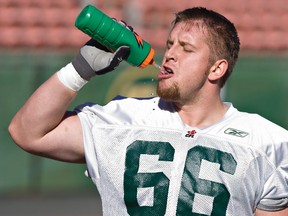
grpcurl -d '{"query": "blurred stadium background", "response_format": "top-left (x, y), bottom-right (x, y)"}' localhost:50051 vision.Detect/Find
top-left (0, 0), bottom-right (287, 215)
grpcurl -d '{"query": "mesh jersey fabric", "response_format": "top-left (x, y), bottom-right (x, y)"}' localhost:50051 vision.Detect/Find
top-left (75, 96), bottom-right (288, 215)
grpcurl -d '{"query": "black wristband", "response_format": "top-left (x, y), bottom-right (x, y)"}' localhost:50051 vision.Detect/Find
top-left (72, 53), bottom-right (95, 81)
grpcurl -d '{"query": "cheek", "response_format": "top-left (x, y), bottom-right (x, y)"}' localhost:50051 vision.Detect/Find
top-left (180, 55), bottom-right (210, 76)
top-left (177, 63), bottom-right (209, 90)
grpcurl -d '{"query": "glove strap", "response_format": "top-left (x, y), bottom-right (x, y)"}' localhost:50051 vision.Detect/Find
top-left (72, 53), bottom-right (95, 81)
top-left (57, 63), bottom-right (88, 92)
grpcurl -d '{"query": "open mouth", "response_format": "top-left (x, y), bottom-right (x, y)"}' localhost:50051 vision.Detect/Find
top-left (158, 65), bottom-right (174, 79)
top-left (163, 66), bottom-right (173, 74)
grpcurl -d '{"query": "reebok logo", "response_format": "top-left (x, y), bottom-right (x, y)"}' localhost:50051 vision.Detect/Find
top-left (224, 128), bottom-right (249, 138)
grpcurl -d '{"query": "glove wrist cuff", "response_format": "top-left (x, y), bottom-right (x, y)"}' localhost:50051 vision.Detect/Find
top-left (57, 63), bottom-right (88, 92)
top-left (72, 53), bottom-right (96, 80)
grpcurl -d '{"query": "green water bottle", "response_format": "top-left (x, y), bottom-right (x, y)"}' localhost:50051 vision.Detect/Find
top-left (75, 5), bottom-right (157, 68)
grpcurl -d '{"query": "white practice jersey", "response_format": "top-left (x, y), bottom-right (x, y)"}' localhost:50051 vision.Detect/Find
top-left (76, 96), bottom-right (288, 216)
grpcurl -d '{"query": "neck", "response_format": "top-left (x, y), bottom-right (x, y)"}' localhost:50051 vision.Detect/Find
top-left (174, 93), bottom-right (227, 128)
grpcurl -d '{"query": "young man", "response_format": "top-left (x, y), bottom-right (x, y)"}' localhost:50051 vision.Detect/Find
top-left (9, 7), bottom-right (288, 216)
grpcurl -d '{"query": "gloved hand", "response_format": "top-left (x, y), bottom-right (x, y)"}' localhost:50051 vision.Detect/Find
top-left (72, 38), bottom-right (130, 80)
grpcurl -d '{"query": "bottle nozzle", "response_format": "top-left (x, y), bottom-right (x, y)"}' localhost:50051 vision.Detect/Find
top-left (138, 49), bottom-right (161, 70)
top-left (153, 62), bottom-right (161, 70)
top-left (147, 58), bottom-right (161, 70)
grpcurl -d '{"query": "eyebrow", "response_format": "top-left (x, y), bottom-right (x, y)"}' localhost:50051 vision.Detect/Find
top-left (179, 40), bottom-right (195, 47)
top-left (166, 32), bottom-right (199, 50)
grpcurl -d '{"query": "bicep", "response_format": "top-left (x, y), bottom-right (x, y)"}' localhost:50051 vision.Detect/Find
top-left (39, 112), bottom-right (85, 163)
top-left (255, 208), bottom-right (288, 216)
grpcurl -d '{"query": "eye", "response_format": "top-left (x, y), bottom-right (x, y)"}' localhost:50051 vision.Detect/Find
top-left (166, 40), bottom-right (173, 50)
top-left (183, 46), bottom-right (193, 52)
top-left (182, 43), bottom-right (194, 52)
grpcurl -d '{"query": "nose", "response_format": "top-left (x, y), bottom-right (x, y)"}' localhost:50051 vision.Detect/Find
top-left (164, 47), bottom-right (177, 62)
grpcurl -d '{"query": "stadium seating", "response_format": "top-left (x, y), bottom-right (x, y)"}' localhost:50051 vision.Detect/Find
top-left (0, 0), bottom-right (288, 51)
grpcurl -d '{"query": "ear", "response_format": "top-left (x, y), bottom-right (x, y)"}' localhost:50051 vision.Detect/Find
top-left (208, 59), bottom-right (228, 82)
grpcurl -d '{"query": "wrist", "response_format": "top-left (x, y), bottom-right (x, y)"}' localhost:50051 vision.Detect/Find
top-left (57, 63), bottom-right (88, 92)
top-left (72, 50), bottom-right (96, 80)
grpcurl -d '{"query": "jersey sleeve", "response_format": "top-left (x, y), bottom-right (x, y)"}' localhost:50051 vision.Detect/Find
top-left (74, 102), bottom-right (101, 183)
top-left (256, 124), bottom-right (288, 211)
top-left (257, 154), bottom-right (288, 211)
top-left (241, 113), bottom-right (288, 211)
top-left (73, 97), bottom-right (157, 182)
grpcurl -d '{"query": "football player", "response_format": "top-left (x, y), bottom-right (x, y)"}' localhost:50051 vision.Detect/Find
top-left (9, 7), bottom-right (288, 216)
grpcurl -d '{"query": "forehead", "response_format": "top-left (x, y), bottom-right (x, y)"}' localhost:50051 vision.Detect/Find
top-left (169, 21), bottom-right (208, 41)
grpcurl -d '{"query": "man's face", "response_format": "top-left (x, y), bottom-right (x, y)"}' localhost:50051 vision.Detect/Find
top-left (157, 21), bottom-right (212, 104)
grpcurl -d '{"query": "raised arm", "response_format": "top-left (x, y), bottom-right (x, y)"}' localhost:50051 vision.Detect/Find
top-left (8, 73), bottom-right (83, 162)
top-left (8, 39), bottom-right (130, 163)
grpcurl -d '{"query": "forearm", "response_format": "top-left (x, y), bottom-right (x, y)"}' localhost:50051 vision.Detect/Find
top-left (255, 208), bottom-right (288, 216)
top-left (9, 73), bottom-right (77, 148)
top-left (9, 39), bottom-right (129, 162)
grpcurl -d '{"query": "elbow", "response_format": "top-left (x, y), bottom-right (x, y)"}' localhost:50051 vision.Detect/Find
top-left (8, 118), bottom-right (18, 144)
top-left (8, 118), bottom-right (33, 153)
top-left (8, 118), bottom-right (23, 148)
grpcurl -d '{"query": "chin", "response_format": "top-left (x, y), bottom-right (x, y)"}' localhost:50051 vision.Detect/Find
top-left (156, 85), bottom-right (180, 101)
